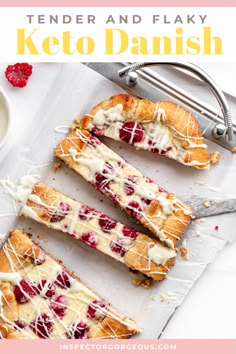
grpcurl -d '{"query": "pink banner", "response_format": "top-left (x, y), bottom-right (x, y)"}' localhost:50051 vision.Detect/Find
top-left (0, 0), bottom-right (235, 6)
top-left (0, 340), bottom-right (235, 354)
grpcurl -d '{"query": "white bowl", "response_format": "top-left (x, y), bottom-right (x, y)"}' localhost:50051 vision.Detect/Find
top-left (0, 87), bottom-right (11, 150)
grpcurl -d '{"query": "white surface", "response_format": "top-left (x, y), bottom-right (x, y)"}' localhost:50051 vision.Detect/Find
top-left (0, 63), bottom-right (236, 339)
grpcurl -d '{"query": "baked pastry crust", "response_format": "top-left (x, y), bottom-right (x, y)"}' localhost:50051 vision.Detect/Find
top-left (75, 94), bottom-right (212, 169)
top-left (0, 230), bottom-right (140, 339)
top-left (55, 129), bottom-right (191, 248)
top-left (18, 181), bottom-right (176, 281)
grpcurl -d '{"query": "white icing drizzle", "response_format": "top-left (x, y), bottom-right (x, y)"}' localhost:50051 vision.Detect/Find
top-left (0, 272), bottom-right (22, 284)
top-left (87, 103), bottom-right (209, 168)
top-left (148, 245), bottom-right (176, 266)
top-left (14, 175), bottom-right (40, 205)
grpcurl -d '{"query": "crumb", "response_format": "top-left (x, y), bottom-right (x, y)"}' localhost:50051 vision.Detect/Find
top-left (53, 162), bottom-right (62, 173)
top-left (118, 146), bottom-right (122, 150)
top-left (36, 234), bottom-right (44, 240)
top-left (57, 259), bottom-right (63, 265)
top-left (99, 199), bottom-right (103, 203)
top-left (195, 181), bottom-right (220, 192)
top-left (210, 151), bottom-right (220, 164)
top-left (129, 269), bottom-right (153, 289)
top-left (203, 201), bottom-right (210, 208)
top-left (151, 296), bottom-right (157, 301)
top-left (133, 278), bottom-right (153, 289)
top-left (193, 218), bottom-right (206, 224)
top-left (160, 290), bottom-right (176, 303)
top-left (215, 225), bottom-right (219, 231)
top-left (231, 147), bottom-right (236, 154)
top-left (179, 240), bottom-right (189, 260)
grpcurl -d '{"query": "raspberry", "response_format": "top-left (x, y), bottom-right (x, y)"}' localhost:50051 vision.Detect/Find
top-left (14, 279), bottom-right (38, 304)
top-left (80, 232), bottom-right (98, 249)
top-left (124, 183), bottom-right (134, 196)
top-left (30, 313), bottom-right (54, 338)
top-left (91, 126), bottom-right (104, 136)
top-left (56, 271), bottom-right (71, 289)
top-left (87, 300), bottom-right (106, 320)
top-left (50, 295), bottom-right (67, 319)
top-left (67, 321), bottom-right (89, 339)
top-left (51, 202), bottom-right (70, 223)
top-left (14, 320), bottom-right (27, 330)
top-left (78, 205), bottom-right (94, 221)
top-left (5, 63), bottom-right (33, 88)
top-left (89, 135), bottom-right (101, 146)
top-left (99, 214), bottom-right (117, 233)
top-left (94, 173), bottom-right (109, 191)
top-left (122, 226), bottom-right (138, 240)
top-left (38, 280), bottom-right (56, 299)
top-left (127, 201), bottom-right (143, 220)
top-left (110, 240), bottom-right (126, 257)
top-left (119, 122), bottom-right (144, 144)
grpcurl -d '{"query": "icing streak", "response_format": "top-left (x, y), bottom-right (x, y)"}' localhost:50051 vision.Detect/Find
top-left (0, 231), bottom-right (139, 339)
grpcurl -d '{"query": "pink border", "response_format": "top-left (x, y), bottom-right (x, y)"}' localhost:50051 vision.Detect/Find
top-left (0, 339), bottom-right (235, 354)
top-left (0, 0), bottom-right (235, 6)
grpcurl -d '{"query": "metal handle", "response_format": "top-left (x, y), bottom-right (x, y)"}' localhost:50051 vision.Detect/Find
top-left (118, 62), bottom-right (234, 141)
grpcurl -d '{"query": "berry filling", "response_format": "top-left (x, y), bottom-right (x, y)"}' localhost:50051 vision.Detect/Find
top-left (50, 295), bottom-right (67, 319)
top-left (119, 122), bottom-right (144, 144)
top-left (56, 271), bottom-right (71, 289)
top-left (89, 135), bottom-right (101, 146)
top-left (80, 232), bottom-right (98, 249)
top-left (38, 280), bottom-right (56, 299)
top-left (67, 321), bottom-right (89, 339)
top-left (124, 183), bottom-right (135, 196)
top-left (50, 202), bottom-right (70, 223)
top-left (110, 240), bottom-right (126, 257)
top-left (87, 300), bottom-right (106, 320)
top-left (94, 173), bottom-right (110, 191)
top-left (99, 214), bottom-right (117, 233)
top-left (14, 279), bottom-right (38, 304)
top-left (91, 126), bottom-right (104, 136)
top-left (127, 201), bottom-right (143, 220)
top-left (78, 205), bottom-right (94, 221)
top-left (30, 313), bottom-right (54, 339)
top-left (14, 320), bottom-right (28, 330)
top-left (122, 226), bottom-right (138, 240)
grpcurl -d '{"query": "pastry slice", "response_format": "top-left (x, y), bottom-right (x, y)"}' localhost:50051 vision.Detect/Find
top-left (0, 230), bottom-right (140, 339)
top-left (74, 94), bottom-right (213, 169)
top-left (55, 129), bottom-right (191, 248)
top-left (16, 181), bottom-right (176, 281)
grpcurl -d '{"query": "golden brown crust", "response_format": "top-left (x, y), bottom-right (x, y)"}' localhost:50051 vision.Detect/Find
top-left (125, 234), bottom-right (175, 281)
top-left (75, 94), bottom-right (211, 169)
top-left (92, 316), bottom-right (137, 339)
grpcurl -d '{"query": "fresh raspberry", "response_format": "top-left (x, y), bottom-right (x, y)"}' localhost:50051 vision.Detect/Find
top-left (119, 122), bottom-right (144, 144)
top-left (30, 313), bottom-right (54, 338)
top-left (5, 63), bottom-right (33, 88)
top-left (38, 280), bottom-right (56, 299)
top-left (56, 271), bottom-right (71, 289)
top-left (78, 205), bottom-right (94, 221)
top-left (80, 232), bottom-right (98, 249)
top-left (91, 126), bottom-right (104, 136)
top-left (67, 321), bottom-right (89, 339)
top-left (99, 214), bottom-right (117, 233)
top-left (87, 300), bottom-right (106, 320)
top-left (124, 183), bottom-right (134, 196)
top-left (14, 279), bottom-right (38, 304)
top-left (110, 240), bottom-right (126, 257)
top-left (50, 295), bottom-right (67, 319)
top-left (50, 202), bottom-right (70, 223)
top-left (122, 226), bottom-right (138, 240)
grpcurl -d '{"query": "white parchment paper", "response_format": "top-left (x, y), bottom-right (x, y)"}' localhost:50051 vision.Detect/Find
top-left (0, 63), bottom-right (236, 338)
